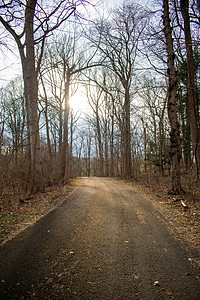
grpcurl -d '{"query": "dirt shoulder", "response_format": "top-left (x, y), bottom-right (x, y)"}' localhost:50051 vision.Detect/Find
top-left (0, 179), bottom-right (79, 245)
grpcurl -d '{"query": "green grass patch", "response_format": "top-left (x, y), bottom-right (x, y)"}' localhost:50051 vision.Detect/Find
top-left (0, 215), bottom-right (12, 221)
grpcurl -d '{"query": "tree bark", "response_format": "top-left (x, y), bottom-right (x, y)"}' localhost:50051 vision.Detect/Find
top-left (41, 77), bottom-right (52, 158)
top-left (110, 113), bottom-right (114, 177)
top-left (96, 109), bottom-right (104, 176)
top-left (59, 100), bottom-right (63, 156)
top-left (0, 0), bottom-right (44, 193)
top-left (104, 126), bottom-right (109, 177)
top-left (180, 0), bottom-right (200, 180)
top-left (60, 69), bottom-right (70, 182)
top-left (23, 0), bottom-right (43, 193)
top-left (124, 88), bottom-right (132, 178)
top-left (141, 118), bottom-right (147, 172)
top-left (163, 0), bottom-right (182, 193)
top-left (158, 96), bottom-right (167, 175)
top-left (87, 135), bottom-right (91, 177)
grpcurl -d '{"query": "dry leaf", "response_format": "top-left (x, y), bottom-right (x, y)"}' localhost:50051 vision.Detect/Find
top-left (153, 280), bottom-right (160, 286)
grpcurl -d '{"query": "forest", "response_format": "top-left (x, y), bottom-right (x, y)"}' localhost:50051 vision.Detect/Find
top-left (0, 0), bottom-right (199, 196)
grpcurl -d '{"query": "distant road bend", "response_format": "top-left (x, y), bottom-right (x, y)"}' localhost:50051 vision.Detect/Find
top-left (0, 177), bottom-right (199, 299)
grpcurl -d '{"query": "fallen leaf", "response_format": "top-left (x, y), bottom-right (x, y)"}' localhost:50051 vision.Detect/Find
top-left (188, 258), bottom-right (193, 262)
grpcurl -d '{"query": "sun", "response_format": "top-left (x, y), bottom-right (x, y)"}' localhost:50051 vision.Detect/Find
top-left (69, 91), bottom-right (89, 114)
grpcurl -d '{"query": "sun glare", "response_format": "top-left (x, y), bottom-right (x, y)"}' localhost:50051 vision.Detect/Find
top-left (69, 91), bottom-right (89, 114)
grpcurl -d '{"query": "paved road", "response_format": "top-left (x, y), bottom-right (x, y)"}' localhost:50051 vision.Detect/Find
top-left (0, 177), bottom-right (199, 299)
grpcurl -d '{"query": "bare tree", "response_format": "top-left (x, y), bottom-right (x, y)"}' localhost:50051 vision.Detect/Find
top-left (138, 76), bottom-right (168, 174)
top-left (86, 80), bottom-right (104, 176)
top-left (69, 109), bottom-right (80, 177)
top-left (163, 0), bottom-right (182, 193)
top-left (180, 0), bottom-right (200, 181)
top-left (3, 78), bottom-right (26, 162)
top-left (0, 89), bottom-right (6, 155)
top-left (40, 30), bottom-right (103, 182)
top-left (0, 0), bottom-right (87, 192)
top-left (39, 77), bottom-right (52, 158)
top-left (89, 2), bottom-right (149, 177)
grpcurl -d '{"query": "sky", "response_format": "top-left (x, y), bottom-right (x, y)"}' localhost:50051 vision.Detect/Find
top-left (0, 44), bottom-right (21, 85)
top-left (0, 0), bottom-right (153, 87)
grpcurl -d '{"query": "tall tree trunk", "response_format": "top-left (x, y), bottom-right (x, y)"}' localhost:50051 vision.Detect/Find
top-left (180, 0), bottom-right (200, 181)
top-left (60, 70), bottom-right (70, 182)
top-left (96, 110), bottom-right (104, 176)
top-left (59, 101), bottom-right (63, 155)
top-left (158, 97), bottom-right (167, 175)
top-left (41, 77), bottom-right (52, 158)
top-left (110, 114), bottom-right (114, 177)
top-left (23, 0), bottom-right (43, 193)
top-left (0, 118), bottom-right (5, 155)
top-left (69, 112), bottom-right (74, 177)
top-left (141, 118), bottom-right (147, 172)
top-left (124, 88), bottom-right (132, 177)
top-left (179, 90), bottom-right (192, 171)
top-left (87, 136), bottom-right (91, 177)
top-left (119, 119), bottom-right (124, 177)
top-left (104, 128), bottom-right (109, 177)
top-left (163, 0), bottom-right (182, 193)
top-left (159, 120), bottom-right (164, 175)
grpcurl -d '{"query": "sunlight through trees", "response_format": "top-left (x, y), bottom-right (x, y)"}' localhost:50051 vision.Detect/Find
top-left (0, 0), bottom-right (199, 195)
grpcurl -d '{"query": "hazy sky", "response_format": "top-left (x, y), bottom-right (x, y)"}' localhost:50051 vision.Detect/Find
top-left (0, 0), bottom-right (154, 86)
top-left (106, 0), bottom-right (152, 9)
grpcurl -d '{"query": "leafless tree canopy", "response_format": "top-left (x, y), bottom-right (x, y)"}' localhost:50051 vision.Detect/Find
top-left (0, 0), bottom-right (199, 195)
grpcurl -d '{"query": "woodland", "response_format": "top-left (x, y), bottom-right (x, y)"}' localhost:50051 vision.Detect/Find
top-left (0, 0), bottom-right (199, 197)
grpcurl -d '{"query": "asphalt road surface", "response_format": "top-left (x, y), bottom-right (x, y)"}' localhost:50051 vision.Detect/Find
top-left (0, 177), bottom-right (199, 299)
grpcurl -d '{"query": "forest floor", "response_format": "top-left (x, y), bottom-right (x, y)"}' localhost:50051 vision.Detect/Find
top-left (0, 179), bottom-right (80, 245)
top-left (0, 174), bottom-right (199, 262)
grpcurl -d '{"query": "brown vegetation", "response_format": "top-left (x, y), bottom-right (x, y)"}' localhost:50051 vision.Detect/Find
top-left (0, 179), bottom-right (78, 244)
